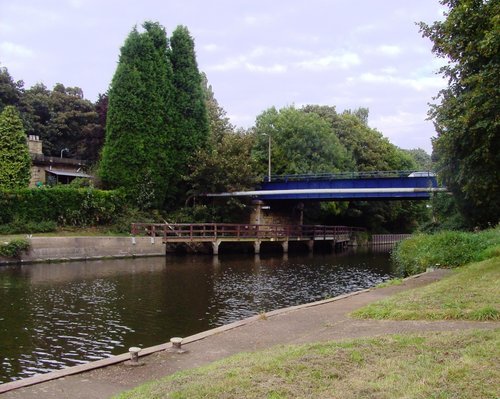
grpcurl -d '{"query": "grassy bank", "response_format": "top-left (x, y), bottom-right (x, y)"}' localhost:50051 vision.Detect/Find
top-left (115, 329), bottom-right (499, 399)
top-left (353, 256), bottom-right (500, 321)
top-left (392, 226), bottom-right (499, 275)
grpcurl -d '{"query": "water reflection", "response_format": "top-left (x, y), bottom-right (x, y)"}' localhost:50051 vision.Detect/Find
top-left (0, 249), bottom-right (393, 382)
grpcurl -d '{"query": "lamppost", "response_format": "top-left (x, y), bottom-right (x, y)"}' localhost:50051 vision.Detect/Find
top-left (60, 148), bottom-right (69, 158)
top-left (262, 134), bottom-right (271, 182)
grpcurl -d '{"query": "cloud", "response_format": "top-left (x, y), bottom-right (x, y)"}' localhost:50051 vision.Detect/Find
top-left (202, 43), bottom-right (219, 52)
top-left (243, 14), bottom-right (274, 27)
top-left (246, 63), bottom-right (287, 73)
top-left (207, 45), bottom-right (303, 74)
top-left (0, 22), bottom-right (15, 34)
top-left (377, 45), bottom-right (402, 56)
top-left (371, 111), bottom-right (434, 150)
top-left (68, 0), bottom-right (84, 8)
top-left (209, 56), bottom-right (287, 74)
top-left (356, 72), bottom-right (445, 91)
top-left (296, 52), bottom-right (361, 71)
top-left (0, 42), bottom-right (35, 58)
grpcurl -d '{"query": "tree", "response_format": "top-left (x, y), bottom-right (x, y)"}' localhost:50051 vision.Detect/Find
top-left (419, 0), bottom-right (500, 227)
top-left (0, 66), bottom-right (23, 112)
top-left (252, 106), bottom-right (351, 177)
top-left (303, 105), bottom-right (416, 171)
top-left (201, 72), bottom-right (233, 146)
top-left (169, 25), bottom-right (209, 204)
top-left (301, 104), bottom-right (429, 232)
top-left (20, 83), bottom-right (98, 158)
top-left (404, 148), bottom-right (433, 170)
top-left (0, 106), bottom-right (31, 189)
top-left (76, 93), bottom-right (108, 163)
top-left (99, 22), bottom-right (174, 208)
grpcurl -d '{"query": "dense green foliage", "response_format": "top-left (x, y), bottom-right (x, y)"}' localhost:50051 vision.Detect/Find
top-left (0, 66), bottom-right (23, 112)
top-left (0, 188), bottom-right (126, 227)
top-left (0, 238), bottom-right (30, 258)
top-left (1, 65), bottom-right (105, 162)
top-left (99, 22), bottom-right (174, 209)
top-left (419, 0), bottom-right (500, 228)
top-left (293, 105), bottom-right (428, 232)
top-left (0, 106), bottom-right (31, 189)
top-left (0, 220), bottom-right (57, 235)
top-left (169, 26), bottom-right (210, 205)
top-left (252, 106), bottom-right (351, 176)
top-left (392, 226), bottom-right (500, 275)
top-left (21, 83), bottom-right (99, 158)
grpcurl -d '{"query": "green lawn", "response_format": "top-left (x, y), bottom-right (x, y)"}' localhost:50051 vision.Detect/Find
top-left (115, 329), bottom-right (499, 399)
top-left (352, 256), bottom-right (500, 321)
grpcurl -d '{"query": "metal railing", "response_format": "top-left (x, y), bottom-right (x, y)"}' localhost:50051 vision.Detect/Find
top-left (131, 223), bottom-right (365, 242)
top-left (263, 170), bottom-right (435, 183)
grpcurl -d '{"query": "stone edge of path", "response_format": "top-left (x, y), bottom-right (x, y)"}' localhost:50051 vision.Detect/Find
top-left (0, 270), bottom-right (431, 394)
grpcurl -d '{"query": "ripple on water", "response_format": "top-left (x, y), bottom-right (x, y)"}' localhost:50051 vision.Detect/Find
top-left (0, 251), bottom-right (393, 382)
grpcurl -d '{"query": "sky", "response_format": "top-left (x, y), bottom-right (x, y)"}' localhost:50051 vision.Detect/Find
top-left (0, 0), bottom-right (447, 153)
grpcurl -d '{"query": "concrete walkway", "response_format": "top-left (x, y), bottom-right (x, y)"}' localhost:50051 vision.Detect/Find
top-left (1, 269), bottom-right (498, 398)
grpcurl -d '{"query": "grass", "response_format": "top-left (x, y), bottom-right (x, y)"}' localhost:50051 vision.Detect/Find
top-left (352, 256), bottom-right (500, 321)
top-left (392, 226), bottom-right (500, 275)
top-left (374, 277), bottom-right (404, 288)
top-left (0, 226), bottom-right (129, 239)
top-left (114, 329), bottom-right (500, 399)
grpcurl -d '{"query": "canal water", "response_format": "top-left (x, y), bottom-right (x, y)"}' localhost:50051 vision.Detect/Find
top-left (0, 249), bottom-right (394, 383)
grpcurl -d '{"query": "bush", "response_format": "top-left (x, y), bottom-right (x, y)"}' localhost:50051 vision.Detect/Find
top-left (0, 238), bottom-right (30, 258)
top-left (392, 226), bottom-right (500, 276)
top-left (0, 187), bottom-right (126, 228)
top-left (0, 219), bottom-right (57, 234)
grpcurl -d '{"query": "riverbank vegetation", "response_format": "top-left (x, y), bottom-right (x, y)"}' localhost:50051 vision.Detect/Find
top-left (0, 238), bottom-right (30, 259)
top-left (115, 329), bottom-right (499, 399)
top-left (353, 256), bottom-right (500, 321)
top-left (392, 226), bottom-right (500, 275)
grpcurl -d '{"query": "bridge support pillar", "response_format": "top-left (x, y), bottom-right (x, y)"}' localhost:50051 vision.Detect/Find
top-left (329, 240), bottom-right (336, 252)
top-left (307, 240), bottom-right (314, 253)
top-left (254, 240), bottom-right (261, 255)
top-left (281, 241), bottom-right (289, 254)
top-left (212, 240), bottom-right (221, 256)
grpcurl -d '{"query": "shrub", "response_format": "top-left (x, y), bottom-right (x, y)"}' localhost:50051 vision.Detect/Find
top-left (0, 187), bottom-right (127, 228)
top-left (392, 226), bottom-right (500, 276)
top-left (0, 220), bottom-right (57, 234)
top-left (0, 238), bottom-right (30, 258)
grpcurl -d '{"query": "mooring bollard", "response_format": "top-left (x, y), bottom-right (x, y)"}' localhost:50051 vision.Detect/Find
top-left (166, 337), bottom-right (187, 354)
top-left (129, 346), bottom-right (141, 365)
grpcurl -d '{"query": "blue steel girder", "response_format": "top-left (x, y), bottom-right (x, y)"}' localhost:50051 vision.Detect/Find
top-left (257, 176), bottom-right (438, 201)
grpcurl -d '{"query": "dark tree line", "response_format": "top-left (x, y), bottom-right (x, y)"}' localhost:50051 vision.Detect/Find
top-left (0, 66), bottom-right (106, 162)
top-left (419, 0), bottom-right (499, 228)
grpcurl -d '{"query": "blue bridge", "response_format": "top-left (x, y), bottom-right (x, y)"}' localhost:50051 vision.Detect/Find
top-left (208, 171), bottom-right (445, 201)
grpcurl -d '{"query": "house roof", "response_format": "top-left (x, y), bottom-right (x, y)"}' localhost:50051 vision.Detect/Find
top-left (45, 169), bottom-right (93, 178)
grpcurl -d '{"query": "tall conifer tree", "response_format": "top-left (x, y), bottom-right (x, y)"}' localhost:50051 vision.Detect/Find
top-left (99, 22), bottom-right (173, 208)
top-left (0, 106), bottom-right (31, 189)
top-left (169, 25), bottom-right (209, 204)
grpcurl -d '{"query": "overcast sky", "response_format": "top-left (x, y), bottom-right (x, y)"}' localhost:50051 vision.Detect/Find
top-left (0, 0), bottom-right (447, 152)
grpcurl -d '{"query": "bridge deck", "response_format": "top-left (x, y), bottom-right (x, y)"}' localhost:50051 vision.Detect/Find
top-left (131, 223), bottom-right (362, 244)
top-left (206, 171), bottom-right (443, 201)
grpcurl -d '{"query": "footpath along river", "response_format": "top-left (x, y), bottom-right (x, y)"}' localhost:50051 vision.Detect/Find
top-left (0, 248), bottom-right (394, 383)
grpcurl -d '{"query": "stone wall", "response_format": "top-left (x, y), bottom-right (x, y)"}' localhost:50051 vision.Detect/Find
top-left (1, 236), bottom-right (166, 265)
top-left (249, 200), bottom-right (302, 226)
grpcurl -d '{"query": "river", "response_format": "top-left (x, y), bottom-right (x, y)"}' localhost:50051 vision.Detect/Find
top-left (0, 248), bottom-right (394, 383)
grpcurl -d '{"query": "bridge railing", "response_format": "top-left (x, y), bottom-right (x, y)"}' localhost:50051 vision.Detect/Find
top-left (131, 223), bottom-right (365, 242)
top-left (264, 170), bottom-right (435, 182)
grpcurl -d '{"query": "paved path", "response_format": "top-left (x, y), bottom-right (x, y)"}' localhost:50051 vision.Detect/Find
top-left (1, 269), bottom-right (498, 398)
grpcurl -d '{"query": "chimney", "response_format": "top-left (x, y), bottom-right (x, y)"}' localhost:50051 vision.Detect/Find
top-left (27, 135), bottom-right (43, 155)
